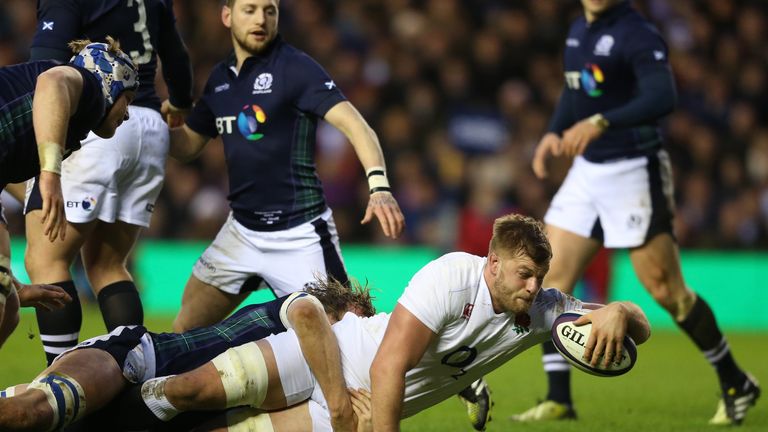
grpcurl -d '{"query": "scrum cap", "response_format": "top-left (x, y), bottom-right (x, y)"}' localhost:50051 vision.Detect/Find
top-left (70, 41), bottom-right (139, 109)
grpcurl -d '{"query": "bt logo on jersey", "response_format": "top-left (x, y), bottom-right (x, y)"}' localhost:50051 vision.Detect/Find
top-left (237, 105), bottom-right (267, 140)
top-left (215, 104), bottom-right (269, 140)
top-left (565, 63), bottom-right (605, 97)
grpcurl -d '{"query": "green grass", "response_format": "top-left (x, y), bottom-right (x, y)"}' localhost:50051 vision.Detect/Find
top-left (2, 306), bottom-right (766, 431)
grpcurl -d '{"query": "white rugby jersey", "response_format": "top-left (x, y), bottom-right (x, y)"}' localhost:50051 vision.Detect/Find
top-left (331, 252), bottom-right (582, 418)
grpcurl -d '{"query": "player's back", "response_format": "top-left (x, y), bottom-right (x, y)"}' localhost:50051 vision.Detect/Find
top-left (30, 0), bottom-right (191, 111)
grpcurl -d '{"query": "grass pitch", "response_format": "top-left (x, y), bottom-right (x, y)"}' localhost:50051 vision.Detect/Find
top-left (1, 306), bottom-right (765, 431)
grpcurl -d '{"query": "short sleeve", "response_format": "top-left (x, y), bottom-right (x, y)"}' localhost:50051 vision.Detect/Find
top-left (397, 259), bottom-right (454, 334)
top-left (286, 53), bottom-right (347, 117)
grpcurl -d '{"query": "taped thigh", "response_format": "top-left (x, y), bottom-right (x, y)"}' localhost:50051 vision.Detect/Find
top-left (212, 342), bottom-right (269, 408)
top-left (27, 373), bottom-right (86, 432)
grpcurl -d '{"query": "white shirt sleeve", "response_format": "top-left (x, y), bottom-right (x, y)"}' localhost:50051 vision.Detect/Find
top-left (397, 258), bottom-right (451, 334)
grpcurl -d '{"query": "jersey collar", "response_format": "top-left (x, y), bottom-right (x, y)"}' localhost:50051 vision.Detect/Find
top-left (226, 34), bottom-right (284, 77)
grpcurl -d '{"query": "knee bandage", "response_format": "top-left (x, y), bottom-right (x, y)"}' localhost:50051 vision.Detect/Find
top-left (27, 373), bottom-right (86, 432)
top-left (225, 407), bottom-right (275, 432)
top-left (212, 342), bottom-right (269, 408)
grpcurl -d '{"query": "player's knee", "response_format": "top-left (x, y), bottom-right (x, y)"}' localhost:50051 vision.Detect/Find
top-left (26, 373), bottom-right (87, 431)
top-left (212, 343), bottom-right (269, 409)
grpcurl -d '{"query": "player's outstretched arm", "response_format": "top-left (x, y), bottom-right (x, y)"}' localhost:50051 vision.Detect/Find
top-left (578, 302), bottom-right (651, 367)
top-left (370, 304), bottom-right (435, 432)
top-left (32, 66), bottom-right (85, 242)
top-left (324, 101), bottom-right (405, 239)
top-left (287, 295), bottom-right (355, 432)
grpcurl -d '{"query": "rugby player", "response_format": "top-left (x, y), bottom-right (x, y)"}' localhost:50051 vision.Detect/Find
top-left (0, 39), bottom-right (138, 349)
top-left (125, 214), bottom-right (650, 431)
top-left (0, 277), bottom-right (374, 432)
top-left (515, 0), bottom-right (760, 426)
top-left (25, 0), bottom-right (193, 365)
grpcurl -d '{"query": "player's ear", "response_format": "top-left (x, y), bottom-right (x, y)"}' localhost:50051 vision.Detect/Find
top-left (488, 252), bottom-right (500, 276)
top-left (222, 4), bottom-right (233, 28)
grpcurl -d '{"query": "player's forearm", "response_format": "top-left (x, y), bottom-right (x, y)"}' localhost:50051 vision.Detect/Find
top-left (292, 305), bottom-right (354, 430)
top-left (168, 126), bottom-right (207, 162)
top-left (370, 358), bottom-right (406, 432)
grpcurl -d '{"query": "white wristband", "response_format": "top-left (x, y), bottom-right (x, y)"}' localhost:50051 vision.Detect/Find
top-left (366, 166), bottom-right (391, 193)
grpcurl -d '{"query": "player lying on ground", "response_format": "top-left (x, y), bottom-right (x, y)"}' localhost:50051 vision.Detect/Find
top-left (0, 278), bottom-right (374, 432)
top-left (112, 214), bottom-right (651, 431)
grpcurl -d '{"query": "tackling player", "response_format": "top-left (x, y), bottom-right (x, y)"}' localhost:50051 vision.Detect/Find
top-left (0, 278), bottom-right (374, 432)
top-left (0, 39), bottom-right (138, 349)
top-left (514, 0), bottom-right (760, 426)
top-left (25, 0), bottom-right (194, 366)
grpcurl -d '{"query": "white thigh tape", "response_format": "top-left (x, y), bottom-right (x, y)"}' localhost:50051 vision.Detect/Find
top-left (226, 407), bottom-right (275, 432)
top-left (212, 342), bottom-right (268, 408)
top-left (28, 373), bottom-right (86, 432)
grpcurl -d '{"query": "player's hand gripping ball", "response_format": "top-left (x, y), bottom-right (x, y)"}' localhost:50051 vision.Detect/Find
top-left (551, 309), bottom-right (637, 377)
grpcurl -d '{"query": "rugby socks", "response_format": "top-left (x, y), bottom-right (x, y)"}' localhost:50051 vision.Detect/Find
top-left (542, 341), bottom-right (573, 405)
top-left (97, 280), bottom-right (144, 331)
top-left (36, 280), bottom-right (81, 366)
top-left (677, 295), bottom-right (747, 391)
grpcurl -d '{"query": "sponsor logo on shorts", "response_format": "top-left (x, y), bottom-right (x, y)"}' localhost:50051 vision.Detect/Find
top-left (197, 257), bottom-right (217, 273)
top-left (66, 197), bottom-right (97, 211)
top-left (145, 203), bottom-right (155, 213)
top-left (627, 214), bottom-right (643, 229)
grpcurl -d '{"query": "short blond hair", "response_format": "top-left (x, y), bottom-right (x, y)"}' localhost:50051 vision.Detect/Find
top-left (489, 214), bottom-right (552, 274)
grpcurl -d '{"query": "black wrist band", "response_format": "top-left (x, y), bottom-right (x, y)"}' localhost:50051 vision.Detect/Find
top-left (369, 186), bottom-right (392, 194)
top-left (367, 169), bottom-right (386, 178)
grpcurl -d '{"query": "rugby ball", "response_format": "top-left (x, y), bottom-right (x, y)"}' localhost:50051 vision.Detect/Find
top-left (551, 309), bottom-right (637, 377)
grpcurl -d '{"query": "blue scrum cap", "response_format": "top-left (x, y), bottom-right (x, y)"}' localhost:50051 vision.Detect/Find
top-left (70, 40), bottom-right (139, 109)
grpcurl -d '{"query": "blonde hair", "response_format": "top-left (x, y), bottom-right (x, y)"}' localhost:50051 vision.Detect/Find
top-left (304, 276), bottom-right (376, 320)
top-left (489, 214), bottom-right (552, 275)
top-left (68, 36), bottom-right (123, 55)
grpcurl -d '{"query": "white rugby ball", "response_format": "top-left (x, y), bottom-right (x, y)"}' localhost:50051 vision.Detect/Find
top-left (551, 309), bottom-right (637, 377)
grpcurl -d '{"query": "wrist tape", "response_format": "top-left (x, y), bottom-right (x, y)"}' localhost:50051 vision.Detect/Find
top-left (38, 141), bottom-right (63, 175)
top-left (366, 166), bottom-right (391, 194)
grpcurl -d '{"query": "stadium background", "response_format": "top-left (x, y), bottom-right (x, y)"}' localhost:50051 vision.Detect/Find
top-left (0, 1), bottom-right (766, 430)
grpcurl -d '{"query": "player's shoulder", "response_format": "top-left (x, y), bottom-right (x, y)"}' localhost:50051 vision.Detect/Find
top-left (429, 252), bottom-right (485, 274)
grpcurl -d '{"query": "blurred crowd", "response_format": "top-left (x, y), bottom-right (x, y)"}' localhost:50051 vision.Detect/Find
top-left (2, 0), bottom-right (768, 250)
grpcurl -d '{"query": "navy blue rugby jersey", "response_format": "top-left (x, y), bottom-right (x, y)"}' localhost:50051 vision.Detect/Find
top-left (186, 36), bottom-right (347, 231)
top-left (30, 0), bottom-right (193, 112)
top-left (553, 1), bottom-right (676, 162)
top-left (151, 293), bottom-right (300, 376)
top-left (0, 61), bottom-right (104, 185)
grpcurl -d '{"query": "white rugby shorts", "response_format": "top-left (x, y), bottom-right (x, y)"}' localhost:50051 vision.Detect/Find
top-left (25, 105), bottom-right (168, 227)
top-left (544, 150), bottom-right (675, 248)
top-left (192, 208), bottom-right (347, 296)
